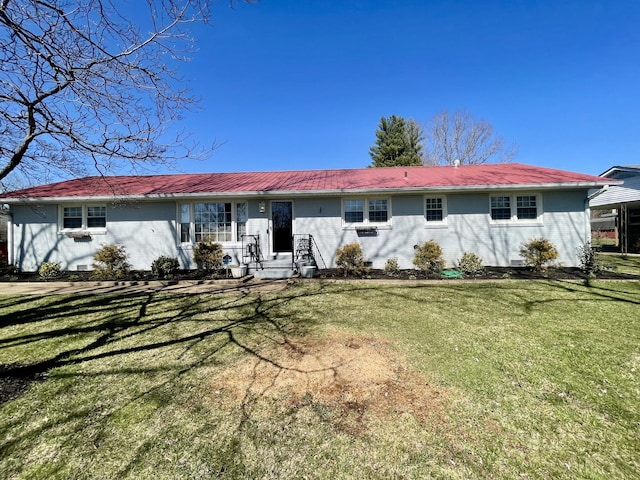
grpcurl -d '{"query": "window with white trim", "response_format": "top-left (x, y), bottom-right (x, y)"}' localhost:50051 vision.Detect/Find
top-left (425, 196), bottom-right (447, 223)
top-left (490, 196), bottom-right (512, 220)
top-left (61, 205), bottom-right (106, 230)
top-left (368, 199), bottom-right (388, 223)
top-left (490, 194), bottom-right (541, 222)
top-left (236, 202), bottom-right (248, 239)
top-left (516, 195), bottom-right (538, 220)
top-left (179, 201), bottom-right (247, 244)
top-left (195, 202), bottom-right (232, 242)
top-left (343, 198), bottom-right (390, 225)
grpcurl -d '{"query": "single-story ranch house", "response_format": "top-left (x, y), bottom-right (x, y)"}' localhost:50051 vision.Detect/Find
top-left (0, 163), bottom-right (615, 276)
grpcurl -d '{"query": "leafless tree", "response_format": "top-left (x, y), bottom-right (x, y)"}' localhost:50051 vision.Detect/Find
top-left (0, 0), bottom-right (249, 188)
top-left (423, 109), bottom-right (517, 166)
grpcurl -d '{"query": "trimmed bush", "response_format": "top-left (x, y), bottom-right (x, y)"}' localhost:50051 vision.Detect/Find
top-left (335, 243), bottom-right (365, 277)
top-left (413, 240), bottom-right (444, 273)
top-left (577, 242), bottom-right (599, 274)
top-left (193, 239), bottom-right (223, 272)
top-left (383, 257), bottom-right (400, 277)
top-left (457, 252), bottom-right (484, 276)
top-left (151, 255), bottom-right (180, 279)
top-left (38, 261), bottom-right (62, 279)
top-left (519, 237), bottom-right (559, 271)
top-left (92, 244), bottom-right (131, 279)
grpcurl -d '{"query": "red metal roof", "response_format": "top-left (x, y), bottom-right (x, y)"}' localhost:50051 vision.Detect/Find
top-left (1, 163), bottom-right (612, 200)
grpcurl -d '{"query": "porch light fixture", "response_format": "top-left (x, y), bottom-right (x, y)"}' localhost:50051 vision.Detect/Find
top-left (259, 201), bottom-right (266, 213)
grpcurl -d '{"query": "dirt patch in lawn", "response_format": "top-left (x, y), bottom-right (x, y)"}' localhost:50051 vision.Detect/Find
top-left (214, 331), bottom-right (447, 435)
top-left (0, 364), bottom-right (47, 405)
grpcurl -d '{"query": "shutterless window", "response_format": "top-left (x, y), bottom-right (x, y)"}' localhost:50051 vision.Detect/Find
top-left (517, 195), bottom-right (538, 219)
top-left (491, 196), bottom-right (511, 220)
top-left (425, 198), bottom-right (444, 222)
top-left (236, 202), bottom-right (248, 239)
top-left (87, 206), bottom-right (106, 228)
top-left (194, 202), bottom-right (232, 243)
top-left (344, 199), bottom-right (364, 223)
top-left (63, 207), bottom-right (83, 229)
top-left (368, 199), bottom-right (388, 223)
top-left (179, 203), bottom-right (191, 243)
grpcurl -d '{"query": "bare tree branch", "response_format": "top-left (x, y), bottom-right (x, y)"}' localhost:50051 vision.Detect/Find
top-left (0, 0), bottom-right (244, 186)
top-left (423, 109), bottom-right (518, 166)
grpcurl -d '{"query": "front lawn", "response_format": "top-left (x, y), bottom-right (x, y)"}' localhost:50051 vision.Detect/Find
top-left (597, 252), bottom-right (640, 276)
top-left (1, 280), bottom-right (638, 479)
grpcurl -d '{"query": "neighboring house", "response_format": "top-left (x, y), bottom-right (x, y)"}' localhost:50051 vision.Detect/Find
top-left (589, 165), bottom-right (640, 253)
top-left (0, 163), bottom-right (614, 275)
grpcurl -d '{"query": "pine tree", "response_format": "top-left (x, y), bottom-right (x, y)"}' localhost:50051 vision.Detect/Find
top-left (369, 115), bottom-right (424, 167)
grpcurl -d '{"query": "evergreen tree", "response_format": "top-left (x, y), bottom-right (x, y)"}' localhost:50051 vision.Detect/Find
top-left (369, 115), bottom-right (424, 167)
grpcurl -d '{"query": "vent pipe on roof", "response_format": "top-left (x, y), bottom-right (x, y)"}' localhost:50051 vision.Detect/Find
top-left (404, 171), bottom-right (407, 178)
top-left (453, 159), bottom-right (460, 168)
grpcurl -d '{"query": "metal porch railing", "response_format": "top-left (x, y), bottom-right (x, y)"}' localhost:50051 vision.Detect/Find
top-left (292, 234), bottom-right (326, 270)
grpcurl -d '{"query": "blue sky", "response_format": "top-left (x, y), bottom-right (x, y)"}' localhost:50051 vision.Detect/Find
top-left (168, 0), bottom-right (639, 176)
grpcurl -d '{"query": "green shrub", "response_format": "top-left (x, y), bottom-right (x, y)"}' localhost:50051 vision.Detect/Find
top-left (38, 261), bottom-right (62, 279)
top-left (383, 257), bottom-right (400, 277)
top-left (413, 240), bottom-right (444, 273)
top-left (519, 237), bottom-right (559, 271)
top-left (335, 243), bottom-right (365, 276)
top-left (457, 252), bottom-right (484, 276)
top-left (577, 242), bottom-right (599, 274)
top-left (151, 255), bottom-right (180, 279)
top-left (193, 239), bottom-right (223, 272)
top-left (92, 244), bottom-right (131, 279)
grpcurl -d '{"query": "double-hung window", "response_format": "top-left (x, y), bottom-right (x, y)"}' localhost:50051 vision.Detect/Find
top-left (343, 198), bottom-right (390, 225)
top-left (61, 205), bottom-right (106, 230)
top-left (490, 196), bottom-right (512, 220)
top-left (516, 195), bottom-right (538, 220)
top-left (179, 201), bottom-right (247, 244)
top-left (425, 196), bottom-right (447, 224)
top-left (344, 199), bottom-right (364, 223)
top-left (490, 194), bottom-right (541, 222)
top-left (368, 199), bottom-right (388, 223)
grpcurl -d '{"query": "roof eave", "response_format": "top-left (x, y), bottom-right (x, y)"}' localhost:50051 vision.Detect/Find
top-left (0, 180), bottom-right (616, 203)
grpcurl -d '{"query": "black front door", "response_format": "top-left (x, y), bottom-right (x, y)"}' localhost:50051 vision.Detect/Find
top-left (272, 201), bottom-right (293, 253)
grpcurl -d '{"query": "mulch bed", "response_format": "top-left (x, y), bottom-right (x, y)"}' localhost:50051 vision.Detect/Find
top-left (1, 266), bottom-right (637, 283)
top-left (318, 266), bottom-right (637, 281)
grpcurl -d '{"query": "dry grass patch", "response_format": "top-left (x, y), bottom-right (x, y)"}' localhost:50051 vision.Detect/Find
top-left (214, 330), bottom-right (448, 434)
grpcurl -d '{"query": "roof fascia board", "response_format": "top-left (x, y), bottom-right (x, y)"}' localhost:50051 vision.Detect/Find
top-left (599, 165), bottom-right (640, 177)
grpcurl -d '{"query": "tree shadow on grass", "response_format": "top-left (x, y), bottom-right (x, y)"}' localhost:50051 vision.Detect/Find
top-left (0, 285), bottom-right (295, 395)
top-left (1, 279), bottom-right (638, 477)
top-left (2, 278), bottom-right (636, 400)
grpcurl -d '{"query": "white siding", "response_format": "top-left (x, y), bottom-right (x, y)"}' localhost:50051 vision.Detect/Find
top-left (9, 189), bottom-right (591, 271)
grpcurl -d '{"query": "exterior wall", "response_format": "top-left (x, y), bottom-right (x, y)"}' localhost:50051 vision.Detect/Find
top-left (11, 202), bottom-right (180, 271)
top-left (9, 189), bottom-right (591, 272)
top-left (292, 190), bottom-right (589, 269)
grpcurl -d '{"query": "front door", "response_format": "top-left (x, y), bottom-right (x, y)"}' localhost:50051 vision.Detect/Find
top-left (271, 201), bottom-right (293, 253)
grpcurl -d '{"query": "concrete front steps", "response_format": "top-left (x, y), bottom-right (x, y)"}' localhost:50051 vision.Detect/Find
top-left (250, 254), bottom-right (295, 279)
